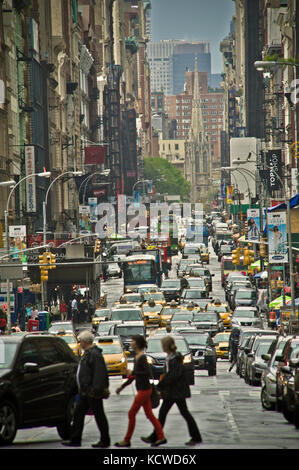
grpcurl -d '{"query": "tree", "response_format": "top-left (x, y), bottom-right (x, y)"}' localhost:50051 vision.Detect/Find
top-left (143, 157), bottom-right (190, 201)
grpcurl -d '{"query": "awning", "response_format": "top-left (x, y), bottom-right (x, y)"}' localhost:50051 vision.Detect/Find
top-left (268, 193), bottom-right (299, 212)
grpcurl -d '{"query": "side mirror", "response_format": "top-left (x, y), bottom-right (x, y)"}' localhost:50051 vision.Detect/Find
top-left (23, 362), bottom-right (39, 374)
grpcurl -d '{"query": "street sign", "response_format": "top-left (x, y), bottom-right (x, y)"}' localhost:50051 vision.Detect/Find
top-left (0, 265), bottom-right (24, 280)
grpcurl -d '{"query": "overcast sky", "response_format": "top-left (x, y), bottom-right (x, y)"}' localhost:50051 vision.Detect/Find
top-left (150, 0), bottom-right (235, 74)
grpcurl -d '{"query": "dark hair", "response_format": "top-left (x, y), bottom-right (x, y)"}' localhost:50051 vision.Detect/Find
top-left (132, 335), bottom-right (147, 350)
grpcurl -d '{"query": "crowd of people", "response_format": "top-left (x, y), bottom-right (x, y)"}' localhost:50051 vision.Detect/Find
top-left (61, 333), bottom-right (202, 448)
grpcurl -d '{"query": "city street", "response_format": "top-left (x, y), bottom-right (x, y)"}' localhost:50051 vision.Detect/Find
top-left (4, 248), bottom-right (299, 450)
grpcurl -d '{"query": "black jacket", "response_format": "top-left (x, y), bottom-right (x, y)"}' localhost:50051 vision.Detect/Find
top-left (157, 352), bottom-right (191, 401)
top-left (122, 354), bottom-right (152, 391)
top-left (77, 346), bottom-right (109, 397)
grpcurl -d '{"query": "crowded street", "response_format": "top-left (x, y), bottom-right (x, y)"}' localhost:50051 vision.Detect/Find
top-left (3, 243), bottom-right (299, 450)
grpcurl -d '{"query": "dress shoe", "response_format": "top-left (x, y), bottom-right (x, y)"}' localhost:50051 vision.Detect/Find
top-left (151, 438), bottom-right (167, 447)
top-left (92, 441), bottom-right (110, 448)
top-left (61, 440), bottom-right (81, 447)
top-left (114, 440), bottom-right (131, 447)
top-left (185, 437), bottom-right (202, 446)
top-left (141, 436), bottom-right (154, 444)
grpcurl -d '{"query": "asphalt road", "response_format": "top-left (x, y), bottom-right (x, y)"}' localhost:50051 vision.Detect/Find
top-left (4, 247), bottom-right (299, 449)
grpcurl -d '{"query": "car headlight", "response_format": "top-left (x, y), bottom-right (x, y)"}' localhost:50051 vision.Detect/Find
top-left (147, 356), bottom-right (155, 365)
top-left (183, 354), bottom-right (192, 364)
top-left (121, 357), bottom-right (126, 363)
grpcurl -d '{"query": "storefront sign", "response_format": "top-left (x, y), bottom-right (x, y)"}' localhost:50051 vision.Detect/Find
top-left (25, 146), bottom-right (36, 212)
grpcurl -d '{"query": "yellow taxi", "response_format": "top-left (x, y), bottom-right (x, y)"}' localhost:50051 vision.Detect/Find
top-left (207, 302), bottom-right (231, 329)
top-left (200, 246), bottom-right (210, 264)
top-left (94, 336), bottom-right (129, 377)
top-left (56, 330), bottom-right (82, 357)
top-left (91, 308), bottom-right (110, 331)
top-left (160, 305), bottom-right (181, 327)
top-left (142, 302), bottom-right (163, 327)
top-left (143, 291), bottom-right (166, 306)
top-left (213, 331), bottom-right (231, 359)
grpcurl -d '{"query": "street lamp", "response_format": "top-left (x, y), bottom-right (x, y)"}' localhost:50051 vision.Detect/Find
top-left (81, 170), bottom-right (110, 205)
top-left (4, 171), bottom-right (51, 334)
top-left (42, 171), bottom-right (83, 246)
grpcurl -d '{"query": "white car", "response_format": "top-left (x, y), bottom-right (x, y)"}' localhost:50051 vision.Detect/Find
top-left (107, 263), bottom-right (122, 278)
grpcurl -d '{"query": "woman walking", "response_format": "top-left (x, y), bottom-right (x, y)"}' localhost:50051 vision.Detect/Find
top-left (142, 336), bottom-right (202, 446)
top-left (115, 335), bottom-right (166, 448)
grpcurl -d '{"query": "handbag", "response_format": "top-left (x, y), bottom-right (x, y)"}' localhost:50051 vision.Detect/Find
top-left (150, 384), bottom-right (161, 409)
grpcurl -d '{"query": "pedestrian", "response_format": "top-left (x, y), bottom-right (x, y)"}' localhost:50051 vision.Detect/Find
top-left (61, 330), bottom-right (110, 448)
top-left (115, 335), bottom-right (166, 448)
top-left (60, 300), bottom-right (68, 321)
top-left (52, 301), bottom-right (60, 321)
top-left (71, 296), bottom-right (79, 323)
top-left (18, 306), bottom-right (26, 331)
top-left (228, 331), bottom-right (240, 372)
top-left (31, 305), bottom-right (39, 320)
top-left (141, 336), bottom-right (202, 447)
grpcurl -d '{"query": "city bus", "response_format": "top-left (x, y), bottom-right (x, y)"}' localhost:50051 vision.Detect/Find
top-left (123, 253), bottom-right (162, 293)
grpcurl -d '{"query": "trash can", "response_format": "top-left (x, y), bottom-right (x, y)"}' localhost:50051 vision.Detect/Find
top-left (38, 312), bottom-right (47, 331)
top-left (27, 319), bottom-right (39, 332)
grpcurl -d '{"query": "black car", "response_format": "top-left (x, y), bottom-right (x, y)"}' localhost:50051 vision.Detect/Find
top-left (145, 335), bottom-right (195, 384)
top-left (108, 321), bottom-right (146, 356)
top-left (275, 336), bottom-right (299, 417)
top-left (0, 334), bottom-right (78, 445)
top-left (160, 278), bottom-right (187, 302)
top-left (180, 331), bottom-right (217, 376)
top-left (192, 311), bottom-right (224, 336)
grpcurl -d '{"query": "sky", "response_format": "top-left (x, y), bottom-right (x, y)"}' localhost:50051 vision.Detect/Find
top-left (150, 0), bottom-right (235, 74)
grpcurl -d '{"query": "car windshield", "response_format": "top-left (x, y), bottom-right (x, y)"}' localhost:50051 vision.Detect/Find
top-left (116, 326), bottom-right (144, 337)
top-left (183, 334), bottom-right (208, 346)
top-left (187, 280), bottom-right (206, 288)
top-left (97, 323), bottom-right (114, 334)
top-left (184, 247), bottom-right (199, 254)
top-left (214, 333), bottom-right (230, 344)
top-left (253, 338), bottom-right (274, 353)
top-left (123, 295), bottom-right (142, 303)
top-left (193, 313), bottom-right (217, 322)
top-left (144, 293), bottom-right (164, 301)
top-left (143, 305), bottom-right (163, 313)
top-left (161, 307), bottom-right (180, 315)
top-left (94, 310), bottom-right (110, 318)
top-left (184, 290), bottom-right (203, 299)
top-left (236, 291), bottom-right (256, 299)
top-left (111, 310), bottom-right (142, 321)
top-left (0, 342), bottom-right (18, 369)
top-left (191, 269), bottom-right (207, 276)
top-left (234, 310), bottom-right (257, 318)
top-left (49, 323), bottom-right (72, 332)
top-left (172, 313), bottom-right (194, 321)
top-left (207, 305), bottom-right (227, 312)
top-left (96, 343), bottom-right (122, 354)
top-left (192, 300), bottom-right (210, 309)
top-left (60, 336), bottom-right (75, 344)
top-left (161, 280), bottom-right (180, 288)
top-left (146, 338), bottom-right (188, 354)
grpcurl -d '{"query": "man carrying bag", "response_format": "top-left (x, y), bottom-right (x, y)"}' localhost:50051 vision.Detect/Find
top-left (61, 330), bottom-right (110, 448)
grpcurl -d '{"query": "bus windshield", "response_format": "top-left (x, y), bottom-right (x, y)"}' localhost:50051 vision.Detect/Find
top-left (123, 260), bottom-right (156, 283)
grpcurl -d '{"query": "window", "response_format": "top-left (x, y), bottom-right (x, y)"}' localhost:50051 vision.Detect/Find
top-left (38, 340), bottom-right (66, 366)
top-left (175, 144), bottom-right (179, 150)
top-left (20, 342), bottom-right (40, 367)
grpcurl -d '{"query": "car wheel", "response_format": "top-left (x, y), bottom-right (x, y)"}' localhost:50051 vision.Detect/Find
top-left (282, 394), bottom-right (294, 424)
top-left (261, 386), bottom-right (275, 411)
top-left (56, 395), bottom-right (77, 440)
top-left (240, 362), bottom-right (245, 378)
top-left (0, 401), bottom-right (17, 446)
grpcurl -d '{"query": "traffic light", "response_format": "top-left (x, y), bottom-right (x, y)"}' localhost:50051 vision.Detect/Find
top-left (244, 220), bottom-right (248, 233)
top-left (39, 252), bottom-right (49, 284)
top-left (48, 252), bottom-right (56, 269)
top-left (243, 247), bottom-right (255, 266)
top-left (232, 247), bottom-right (240, 265)
top-left (260, 239), bottom-right (267, 258)
top-left (94, 239), bottom-right (101, 254)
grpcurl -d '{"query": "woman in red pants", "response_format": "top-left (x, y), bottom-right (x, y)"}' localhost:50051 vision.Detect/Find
top-left (115, 335), bottom-right (166, 448)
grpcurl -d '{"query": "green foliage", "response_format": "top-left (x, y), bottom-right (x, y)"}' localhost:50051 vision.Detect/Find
top-left (143, 157), bottom-right (190, 201)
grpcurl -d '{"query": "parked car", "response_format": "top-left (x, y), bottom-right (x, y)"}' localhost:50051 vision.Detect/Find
top-left (245, 335), bottom-right (278, 386)
top-left (275, 335), bottom-right (299, 416)
top-left (180, 331), bottom-right (217, 375)
top-left (260, 336), bottom-right (291, 411)
top-left (0, 334), bottom-right (78, 445)
top-left (231, 307), bottom-right (263, 328)
top-left (145, 335), bottom-right (195, 384)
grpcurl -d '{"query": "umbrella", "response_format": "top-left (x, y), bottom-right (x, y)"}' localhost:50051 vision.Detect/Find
top-left (269, 295), bottom-right (292, 308)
